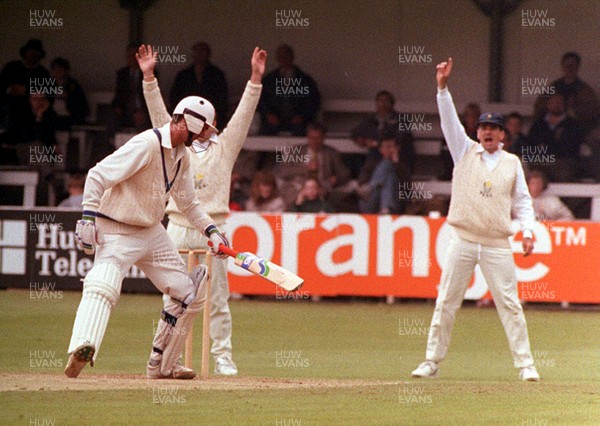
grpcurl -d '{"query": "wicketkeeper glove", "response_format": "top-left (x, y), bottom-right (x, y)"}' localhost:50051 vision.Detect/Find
top-left (204, 224), bottom-right (229, 259)
top-left (76, 210), bottom-right (98, 255)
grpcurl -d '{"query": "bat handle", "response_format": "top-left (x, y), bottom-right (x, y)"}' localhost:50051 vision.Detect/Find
top-left (207, 241), bottom-right (237, 258)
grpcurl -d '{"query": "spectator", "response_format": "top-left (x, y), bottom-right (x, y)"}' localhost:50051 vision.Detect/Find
top-left (258, 44), bottom-right (321, 136)
top-left (0, 39), bottom-right (50, 146)
top-left (503, 112), bottom-right (526, 155)
top-left (292, 177), bottom-right (334, 213)
top-left (50, 57), bottom-right (89, 129)
top-left (527, 170), bottom-right (573, 221)
top-left (170, 42), bottom-right (228, 125)
top-left (536, 52), bottom-right (600, 134)
top-left (245, 171), bottom-right (286, 212)
top-left (461, 103), bottom-right (481, 141)
top-left (357, 135), bottom-right (410, 214)
top-left (351, 90), bottom-right (416, 174)
top-left (274, 122), bottom-right (352, 207)
top-left (58, 173), bottom-right (86, 208)
top-left (112, 44), bottom-right (150, 131)
top-left (28, 93), bottom-right (57, 148)
top-left (525, 93), bottom-right (584, 182)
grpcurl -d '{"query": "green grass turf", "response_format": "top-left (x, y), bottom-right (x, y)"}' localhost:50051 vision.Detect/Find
top-left (1, 289), bottom-right (599, 424)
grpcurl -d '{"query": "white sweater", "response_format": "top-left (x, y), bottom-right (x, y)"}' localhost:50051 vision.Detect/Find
top-left (143, 78), bottom-right (262, 227)
top-left (82, 123), bottom-right (213, 234)
top-left (437, 87), bottom-right (535, 241)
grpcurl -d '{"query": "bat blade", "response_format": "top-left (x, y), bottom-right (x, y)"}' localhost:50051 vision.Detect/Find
top-left (209, 242), bottom-right (304, 291)
top-left (234, 252), bottom-right (304, 291)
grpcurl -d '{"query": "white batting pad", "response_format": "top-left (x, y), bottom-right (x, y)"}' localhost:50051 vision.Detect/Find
top-left (68, 263), bottom-right (122, 361)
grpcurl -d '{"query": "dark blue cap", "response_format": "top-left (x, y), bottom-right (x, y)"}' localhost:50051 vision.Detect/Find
top-left (477, 112), bottom-right (504, 129)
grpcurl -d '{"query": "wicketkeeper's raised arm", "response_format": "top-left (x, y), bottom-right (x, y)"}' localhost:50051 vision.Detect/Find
top-left (216, 47), bottom-right (266, 154)
top-left (137, 44), bottom-right (171, 128)
top-left (436, 57), bottom-right (476, 164)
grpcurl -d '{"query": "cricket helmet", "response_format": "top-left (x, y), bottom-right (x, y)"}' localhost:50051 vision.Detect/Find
top-left (173, 96), bottom-right (219, 143)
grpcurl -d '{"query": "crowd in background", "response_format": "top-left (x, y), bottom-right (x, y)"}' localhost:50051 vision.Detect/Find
top-left (1, 39), bottom-right (599, 219)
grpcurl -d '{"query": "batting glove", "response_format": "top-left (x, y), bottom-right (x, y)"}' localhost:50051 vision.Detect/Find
top-left (76, 210), bottom-right (98, 255)
top-left (205, 224), bottom-right (229, 259)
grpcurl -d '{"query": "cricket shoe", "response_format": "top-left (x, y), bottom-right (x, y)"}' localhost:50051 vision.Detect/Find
top-left (147, 356), bottom-right (196, 380)
top-left (411, 361), bottom-right (439, 378)
top-left (215, 355), bottom-right (238, 376)
top-left (519, 366), bottom-right (540, 382)
top-left (64, 343), bottom-right (95, 378)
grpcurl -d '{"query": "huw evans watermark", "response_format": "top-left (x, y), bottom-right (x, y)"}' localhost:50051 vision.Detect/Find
top-left (30, 282), bottom-right (63, 301)
top-left (30, 78), bottom-right (63, 97)
top-left (521, 77), bottom-right (555, 98)
top-left (399, 318), bottom-right (430, 336)
top-left (398, 182), bottom-right (432, 200)
top-left (30, 350), bottom-right (63, 368)
top-left (30, 9), bottom-right (63, 29)
top-left (275, 145), bottom-right (309, 163)
top-left (398, 385), bottom-right (432, 404)
top-left (153, 45), bottom-right (186, 65)
top-left (275, 350), bottom-right (309, 368)
top-left (398, 114), bottom-right (432, 132)
top-left (276, 78), bottom-right (310, 97)
top-left (398, 46), bottom-right (432, 65)
top-left (275, 10), bottom-right (309, 28)
top-left (521, 9), bottom-right (556, 29)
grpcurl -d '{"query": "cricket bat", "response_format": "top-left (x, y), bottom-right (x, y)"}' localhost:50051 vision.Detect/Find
top-left (209, 242), bottom-right (304, 291)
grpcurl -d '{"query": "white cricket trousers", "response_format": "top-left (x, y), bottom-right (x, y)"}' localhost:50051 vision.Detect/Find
top-left (167, 222), bottom-right (233, 360)
top-left (426, 228), bottom-right (535, 368)
top-left (68, 223), bottom-right (194, 358)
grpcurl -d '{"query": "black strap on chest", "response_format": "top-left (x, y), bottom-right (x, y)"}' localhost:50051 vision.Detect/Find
top-left (153, 128), bottom-right (181, 193)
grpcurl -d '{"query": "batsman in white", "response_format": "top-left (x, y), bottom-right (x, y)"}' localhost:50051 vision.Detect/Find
top-left (65, 89), bottom-right (230, 379)
top-left (411, 58), bottom-right (541, 381)
top-left (136, 44), bottom-right (266, 375)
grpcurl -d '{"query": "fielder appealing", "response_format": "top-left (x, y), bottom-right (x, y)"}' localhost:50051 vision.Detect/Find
top-left (136, 45), bottom-right (266, 375)
top-left (65, 92), bottom-right (230, 380)
top-left (411, 58), bottom-right (540, 381)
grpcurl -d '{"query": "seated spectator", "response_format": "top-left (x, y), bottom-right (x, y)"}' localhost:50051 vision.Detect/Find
top-left (461, 102), bottom-right (481, 141)
top-left (245, 171), bottom-right (286, 212)
top-left (357, 135), bottom-right (410, 214)
top-left (28, 93), bottom-right (57, 148)
top-left (525, 93), bottom-right (584, 182)
top-left (111, 44), bottom-right (150, 131)
top-left (0, 39), bottom-right (50, 147)
top-left (274, 122), bottom-right (352, 208)
top-left (170, 42), bottom-right (228, 126)
top-left (503, 112), bottom-right (526, 155)
top-left (351, 90), bottom-right (416, 174)
top-left (292, 177), bottom-right (333, 213)
top-left (58, 173), bottom-right (86, 208)
top-left (258, 44), bottom-right (321, 136)
top-left (50, 57), bottom-right (89, 129)
top-left (527, 170), bottom-right (573, 221)
top-left (535, 52), bottom-right (600, 135)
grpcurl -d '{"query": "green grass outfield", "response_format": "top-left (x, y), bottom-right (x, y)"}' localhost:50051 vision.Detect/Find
top-left (1, 289), bottom-right (599, 425)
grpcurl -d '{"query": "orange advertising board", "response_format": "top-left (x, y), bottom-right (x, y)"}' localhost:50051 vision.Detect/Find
top-left (226, 213), bottom-right (600, 304)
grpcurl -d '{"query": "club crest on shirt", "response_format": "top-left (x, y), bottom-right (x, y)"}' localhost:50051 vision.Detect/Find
top-left (479, 180), bottom-right (492, 197)
top-left (194, 173), bottom-right (206, 190)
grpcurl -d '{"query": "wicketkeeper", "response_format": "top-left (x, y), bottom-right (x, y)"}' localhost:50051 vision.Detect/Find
top-left (65, 92), bottom-right (230, 380)
top-left (136, 44), bottom-right (266, 375)
top-left (411, 58), bottom-right (540, 381)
